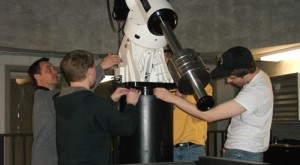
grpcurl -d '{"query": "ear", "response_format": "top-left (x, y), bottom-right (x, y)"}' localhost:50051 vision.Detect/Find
top-left (87, 67), bottom-right (92, 75)
top-left (34, 74), bottom-right (41, 81)
top-left (86, 67), bottom-right (94, 78)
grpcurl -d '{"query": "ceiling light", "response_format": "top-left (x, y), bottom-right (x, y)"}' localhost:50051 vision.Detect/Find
top-left (260, 46), bottom-right (300, 62)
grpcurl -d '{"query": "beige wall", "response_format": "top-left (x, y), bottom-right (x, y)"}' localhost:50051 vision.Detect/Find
top-left (258, 60), bottom-right (300, 77)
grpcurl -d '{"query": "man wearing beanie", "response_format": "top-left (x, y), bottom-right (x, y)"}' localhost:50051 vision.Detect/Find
top-left (154, 46), bottom-right (273, 162)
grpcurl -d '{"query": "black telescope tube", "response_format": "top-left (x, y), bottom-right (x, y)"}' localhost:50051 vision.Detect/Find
top-left (159, 17), bottom-right (182, 54)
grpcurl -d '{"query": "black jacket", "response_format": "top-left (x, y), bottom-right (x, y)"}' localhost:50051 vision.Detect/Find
top-left (54, 89), bottom-right (137, 165)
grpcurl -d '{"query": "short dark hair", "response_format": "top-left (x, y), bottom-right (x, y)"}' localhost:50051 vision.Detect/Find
top-left (164, 49), bottom-right (173, 54)
top-left (231, 62), bottom-right (256, 77)
top-left (28, 57), bottom-right (49, 86)
top-left (164, 49), bottom-right (173, 60)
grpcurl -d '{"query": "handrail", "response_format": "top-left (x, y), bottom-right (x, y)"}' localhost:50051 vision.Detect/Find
top-left (0, 133), bottom-right (33, 165)
top-left (207, 130), bottom-right (227, 156)
top-left (0, 131), bottom-right (226, 165)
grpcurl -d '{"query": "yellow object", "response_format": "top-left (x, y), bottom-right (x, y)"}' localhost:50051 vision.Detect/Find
top-left (173, 84), bottom-right (213, 145)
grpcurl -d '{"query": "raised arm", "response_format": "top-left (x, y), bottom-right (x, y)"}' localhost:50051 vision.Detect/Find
top-left (91, 53), bottom-right (121, 91)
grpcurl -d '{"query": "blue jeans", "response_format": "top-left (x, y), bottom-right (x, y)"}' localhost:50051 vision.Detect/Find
top-left (173, 144), bottom-right (205, 162)
top-left (223, 149), bottom-right (263, 162)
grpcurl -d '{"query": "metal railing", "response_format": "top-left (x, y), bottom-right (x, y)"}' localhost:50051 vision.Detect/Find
top-left (0, 133), bottom-right (33, 165)
top-left (0, 130), bottom-right (226, 165)
top-left (206, 130), bottom-right (227, 156)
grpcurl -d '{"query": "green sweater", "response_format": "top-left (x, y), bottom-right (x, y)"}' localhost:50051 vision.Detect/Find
top-left (54, 88), bottom-right (137, 164)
